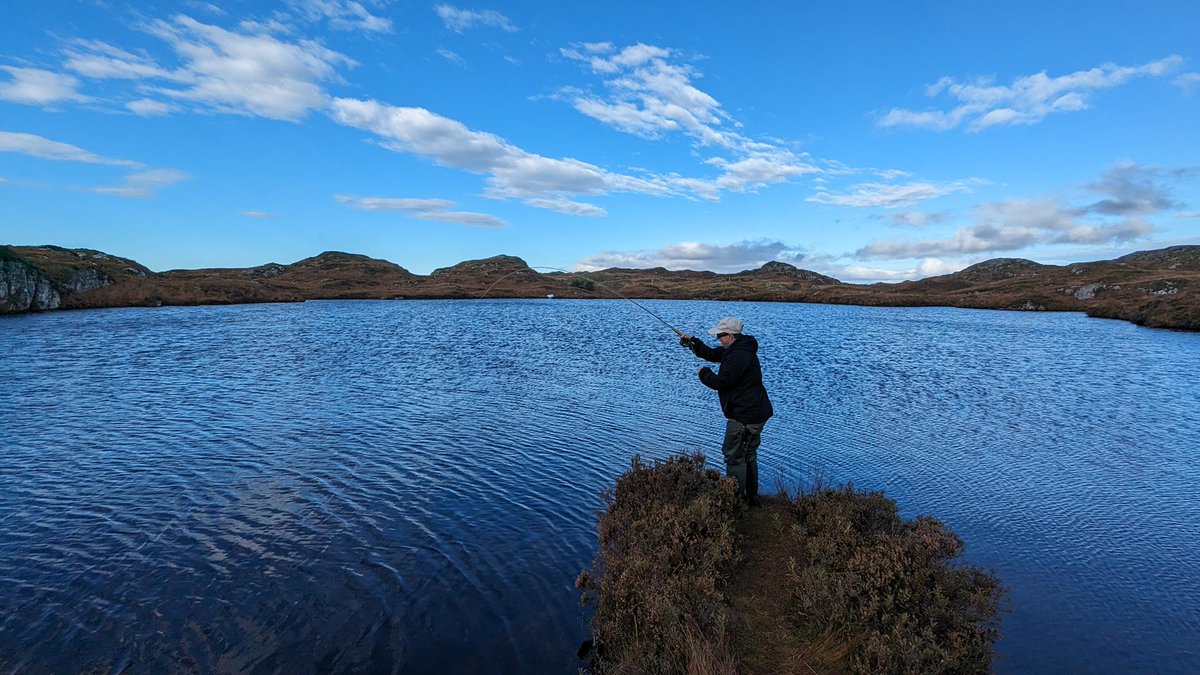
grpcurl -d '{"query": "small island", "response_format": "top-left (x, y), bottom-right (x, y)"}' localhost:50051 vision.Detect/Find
top-left (1, 244), bottom-right (1197, 330)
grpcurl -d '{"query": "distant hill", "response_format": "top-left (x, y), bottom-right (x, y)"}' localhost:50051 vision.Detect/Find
top-left (2, 244), bottom-right (1197, 330)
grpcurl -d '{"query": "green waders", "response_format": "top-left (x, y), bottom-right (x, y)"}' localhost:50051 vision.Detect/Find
top-left (721, 419), bottom-right (765, 503)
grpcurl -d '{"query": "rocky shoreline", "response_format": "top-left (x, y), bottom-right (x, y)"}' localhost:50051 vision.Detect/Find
top-left (2, 244), bottom-right (1198, 330)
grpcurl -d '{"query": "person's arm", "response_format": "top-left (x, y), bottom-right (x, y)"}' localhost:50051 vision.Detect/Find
top-left (680, 334), bottom-right (724, 363)
top-left (699, 349), bottom-right (749, 390)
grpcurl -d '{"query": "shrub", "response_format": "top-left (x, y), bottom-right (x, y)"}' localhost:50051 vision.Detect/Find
top-left (787, 484), bottom-right (1004, 674)
top-left (577, 453), bottom-right (741, 674)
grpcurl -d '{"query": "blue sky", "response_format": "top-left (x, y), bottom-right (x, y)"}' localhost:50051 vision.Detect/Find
top-left (1, 1), bottom-right (1197, 280)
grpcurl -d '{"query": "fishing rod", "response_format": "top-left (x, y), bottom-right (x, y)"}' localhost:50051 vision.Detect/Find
top-left (476, 265), bottom-right (691, 341)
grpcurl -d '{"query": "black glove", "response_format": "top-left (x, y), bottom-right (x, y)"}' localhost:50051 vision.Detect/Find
top-left (679, 335), bottom-right (700, 350)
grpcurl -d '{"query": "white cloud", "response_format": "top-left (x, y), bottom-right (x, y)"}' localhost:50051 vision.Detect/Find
top-left (333, 193), bottom-right (505, 226)
top-left (808, 179), bottom-right (980, 208)
top-left (807, 257), bottom-right (969, 282)
top-left (879, 56), bottom-right (1184, 132)
top-left (137, 15), bottom-right (354, 120)
top-left (437, 48), bottom-right (467, 67)
top-left (0, 131), bottom-right (143, 167)
top-left (126, 98), bottom-right (177, 116)
top-left (335, 194), bottom-right (456, 211)
top-left (286, 0), bottom-right (393, 33)
top-left (0, 66), bottom-right (89, 105)
top-left (561, 43), bottom-right (734, 146)
top-left (576, 240), bottom-right (806, 273)
top-left (560, 42), bottom-right (823, 198)
top-left (434, 4), bottom-right (516, 33)
top-left (241, 210), bottom-right (275, 218)
top-left (185, 2), bottom-right (227, 16)
top-left (523, 197), bottom-right (607, 216)
top-left (709, 153), bottom-right (820, 192)
top-left (915, 258), bottom-right (965, 277)
top-left (90, 168), bottom-right (190, 198)
top-left (328, 96), bottom-right (678, 212)
top-left (1173, 72), bottom-right (1200, 94)
top-left (1174, 211), bottom-right (1200, 219)
top-left (64, 40), bottom-right (176, 80)
top-left (409, 210), bottom-right (508, 227)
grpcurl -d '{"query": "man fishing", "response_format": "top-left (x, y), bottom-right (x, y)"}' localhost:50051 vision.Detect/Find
top-left (681, 318), bottom-right (774, 506)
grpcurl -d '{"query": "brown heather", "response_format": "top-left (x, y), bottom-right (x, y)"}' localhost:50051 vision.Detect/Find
top-left (4, 244), bottom-right (1200, 331)
top-left (578, 455), bottom-right (1005, 675)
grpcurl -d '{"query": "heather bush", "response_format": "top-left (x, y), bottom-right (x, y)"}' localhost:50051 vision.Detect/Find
top-left (577, 453), bottom-right (741, 674)
top-left (787, 484), bottom-right (1004, 674)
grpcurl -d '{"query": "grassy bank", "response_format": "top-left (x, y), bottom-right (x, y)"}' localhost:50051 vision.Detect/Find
top-left (577, 454), bottom-right (1004, 674)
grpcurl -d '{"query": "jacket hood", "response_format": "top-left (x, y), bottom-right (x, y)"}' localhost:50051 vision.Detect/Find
top-left (729, 334), bottom-right (759, 354)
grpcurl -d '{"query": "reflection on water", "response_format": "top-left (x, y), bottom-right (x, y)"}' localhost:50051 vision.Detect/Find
top-left (2, 299), bottom-right (1198, 673)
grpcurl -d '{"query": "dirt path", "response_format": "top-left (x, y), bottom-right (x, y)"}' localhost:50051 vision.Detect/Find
top-left (726, 497), bottom-right (847, 674)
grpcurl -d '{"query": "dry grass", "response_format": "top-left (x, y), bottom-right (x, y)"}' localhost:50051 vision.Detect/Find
top-left (580, 456), bottom-right (1004, 674)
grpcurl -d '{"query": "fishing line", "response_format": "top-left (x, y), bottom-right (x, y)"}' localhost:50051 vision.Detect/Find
top-left (475, 266), bottom-right (686, 337)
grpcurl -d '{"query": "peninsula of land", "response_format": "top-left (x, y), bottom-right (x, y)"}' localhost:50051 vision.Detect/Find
top-left (2, 244), bottom-right (1197, 330)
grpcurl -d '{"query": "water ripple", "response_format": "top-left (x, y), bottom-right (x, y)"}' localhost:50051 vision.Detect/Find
top-left (2, 300), bottom-right (1198, 673)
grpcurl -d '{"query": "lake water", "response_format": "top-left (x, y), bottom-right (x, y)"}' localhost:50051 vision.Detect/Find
top-left (2, 299), bottom-right (1198, 673)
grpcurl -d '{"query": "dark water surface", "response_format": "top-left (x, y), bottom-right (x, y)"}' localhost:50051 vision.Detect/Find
top-left (2, 299), bottom-right (1198, 673)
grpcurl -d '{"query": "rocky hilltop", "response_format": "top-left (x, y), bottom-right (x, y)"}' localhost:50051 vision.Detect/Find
top-left (2, 244), bottom-right (1198, 330)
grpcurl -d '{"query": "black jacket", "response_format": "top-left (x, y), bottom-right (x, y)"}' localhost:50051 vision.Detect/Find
top-left (690, 334), bottom-right (774, 424)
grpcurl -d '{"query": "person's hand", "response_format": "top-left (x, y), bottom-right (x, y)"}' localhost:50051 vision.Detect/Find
top-left (680, 333), bottom-right (692, 341)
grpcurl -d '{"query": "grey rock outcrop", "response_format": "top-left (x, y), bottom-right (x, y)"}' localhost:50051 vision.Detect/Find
top-left (1, 257), bottom-right (61, 312)
top-left (62, 267), bottom-right (113, 293)
top-left (1074, 283), bottom-right (1103, 300)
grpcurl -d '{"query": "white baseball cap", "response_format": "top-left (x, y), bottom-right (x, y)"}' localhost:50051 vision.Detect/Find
top-left (707, 317), bottom-right (743, 335)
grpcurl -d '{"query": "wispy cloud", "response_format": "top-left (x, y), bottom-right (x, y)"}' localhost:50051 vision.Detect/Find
top-left (889, 210), bottom-right (951, 228)
top-left (561, 43), bottom-right (732, 146)
top-left (524, 197), bottom-right (607, 216)
top-left (1080, 161), bottom-right (1191, 216)
top-left (1173, 72), bottom-right (1200, 94)
top-left (437, 48), bottom-right (467, 67)
top-left (576, 240), bottom-right (806, 273)
top-left (0, 66), bottom-right (89, 105)
top-left (801, 255), bottom-right (968, 282)
top-left (0, 131), bottom-right (143, 167)
top-left (808, 179), bottom-right (981, 208)
top-left (141, 15), bottom-right (353, 120)
top-left (63, 40), bottom-right (176, 80)
top-left (241, 210), bottom-right (275, 218)
top-left (878, 56), bottom-right (1183, 132)
top-left (90, 168), bottom-right (190, 198)
top-left (410, 210), bottom-right (508, 227)
top-left (328, 97), bottom-right (676, 213)
top-left (58, 16), bottom-right (353, 120)
top-left (853, 163), bottom-right (1184, 260)
top-left (434, 4), bottom-right (516, 33)
top-left (285, 0), bottom-right (393, 33)
top-left (335, 194), bottom-right (457, 211)
top-left (126, 98), bottom-right (177, 116)
top-left (335, 193), bottom-right (507, 227)
top-left (560, 42), bottom-right (820, 196)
